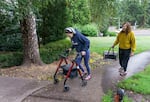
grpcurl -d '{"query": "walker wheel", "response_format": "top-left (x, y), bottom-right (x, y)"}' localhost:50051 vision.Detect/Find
top-left (81, 80), bottom-right (87, 86)
top-left (54, 79), bottom-right (59, 84)
top-left (63, 85), bottom-right (70, 92)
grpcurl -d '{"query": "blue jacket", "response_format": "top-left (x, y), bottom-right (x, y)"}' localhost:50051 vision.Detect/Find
top-left (71, 29), bottom-right (90, 52)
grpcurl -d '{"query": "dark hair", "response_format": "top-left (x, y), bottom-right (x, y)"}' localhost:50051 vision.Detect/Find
top-left (121, 22), bottom-right (131, 34)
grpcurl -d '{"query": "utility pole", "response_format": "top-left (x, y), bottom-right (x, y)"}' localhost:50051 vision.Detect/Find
top-left (118, 17), bottom-right (120, 30)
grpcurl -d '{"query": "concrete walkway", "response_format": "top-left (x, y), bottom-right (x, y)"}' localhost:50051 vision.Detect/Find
top-left (0, 77), bottom-right (50, 102)
top-left (127, 51), bottom-right (150, 77)
top-left (23, 64), bottom-right (105, 102)
top-left (0, 51), bottom-right (150, 102)
top-left (108, 26), bottom-right (150, 36)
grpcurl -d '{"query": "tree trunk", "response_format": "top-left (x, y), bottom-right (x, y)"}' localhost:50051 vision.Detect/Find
top-left (20, 14), bottom-right (44, 66)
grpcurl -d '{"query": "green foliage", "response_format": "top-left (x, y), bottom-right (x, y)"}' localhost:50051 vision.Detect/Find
top-left (89, 0), bottom-right (117, 32)
top-left (40, 39), bottom-right (71, 63)
top-left (118, 65), bottom-right (150, 94)
top-left (102, 90), bottom-right (113, 102)
top-left (17, 0), bottom-right (32, 16)
top-left (0, 0), bottom-right (20, 34)
top-left (120, 0), bottom-right (142, 24)
top-left (104, 31), bottom-right (116, 37)
top-left (38, 0), bottom-right (68, 44)
top-left (0, 52), bottom-right (23, 68)
top-left (123, 96), bottom-right (133, 102)
top-left (0, 39), bottom-right (71, 68)
top-left (66, 0), bottom-right (91, 25)
top-left (0, 0), bottom-right (22, 52)
top-left (81, 24), bottom-right (98, 37)
top-left (38, 0), bottom-right (91, 44)
top-left (118, 0), bottom-right (150, 28)
top-left (74, 23), bottom-right (99, 37)
top-left (0, 34), bottom-right (22, 51)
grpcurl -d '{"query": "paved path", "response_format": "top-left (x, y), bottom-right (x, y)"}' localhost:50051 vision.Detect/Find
top-left (127, 51), bottom-right (150, 77)
top-left (108, 26), bottom-right (150, 36)
top-left (0, 77), bottom-right (50, 102)
top-left (133, 29), bottom-right (150, 36)
top-left (22, 64), bottom-right (105, 102)
top-left (1, 51), bottom-right (150, 102)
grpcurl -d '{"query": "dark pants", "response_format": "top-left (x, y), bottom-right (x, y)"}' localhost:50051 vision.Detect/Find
top-left (75, 50), bottom-right (91, 75)
top-left (119, 48), bottom-right (131, 72)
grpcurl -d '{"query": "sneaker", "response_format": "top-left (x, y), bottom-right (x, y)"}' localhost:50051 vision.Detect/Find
top-left (119, 67), bottom-right (124, 73)
top-left (120, 71), bottom-right (127, 76)
top-left (81, 72), bottom-right (87, 77)
top-left (85, 75), bottom-right (91, 80)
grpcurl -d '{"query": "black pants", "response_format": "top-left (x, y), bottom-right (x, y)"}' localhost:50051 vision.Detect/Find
top-left (119, 48), bottom-right (131, 72)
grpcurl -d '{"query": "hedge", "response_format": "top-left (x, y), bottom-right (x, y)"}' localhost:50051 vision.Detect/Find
top-left (0, 39), bottom-right (71, 68)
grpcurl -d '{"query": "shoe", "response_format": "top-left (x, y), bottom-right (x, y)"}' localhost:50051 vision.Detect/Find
top-left (120, 71), bottom-right (127, 76)
top-left (85, 75), bottom-right (91, 80)
top-left (119, 67), bottom-right (124, 73)
top-left (81, 72), bottom-right (87, 76)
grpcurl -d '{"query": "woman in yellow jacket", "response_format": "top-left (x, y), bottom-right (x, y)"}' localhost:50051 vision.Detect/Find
top-left (112, 22), bottom-right (136, 76)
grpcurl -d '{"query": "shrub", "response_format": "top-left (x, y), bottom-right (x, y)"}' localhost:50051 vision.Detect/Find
top-left (105, 31), bottom-right (117, 36)
top-left (0, 39), bottom-right (71, 68)
top-left (101, 29), bottom-right (108, 36)
top-left (40, 39), bottom-right (71, 63)
top-left (74, 23), bottom-right (99, 37)
top-left (0, 52), bottom-right (23, 68)
top-left (0, 34), bottom-right (23, 51)
top-left (38, 0), bottom-right (68, 44)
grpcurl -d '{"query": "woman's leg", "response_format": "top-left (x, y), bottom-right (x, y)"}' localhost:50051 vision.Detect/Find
top-left (75, 54), bottom-right (85, 72)
top-left (122, 49), bottom-right (131, 72)
top-left (83, 50), bottom-right (91, 75)
top-left (119, 48), bottom-right (124, 68)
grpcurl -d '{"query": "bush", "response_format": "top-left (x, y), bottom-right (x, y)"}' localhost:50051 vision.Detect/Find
top-left (0, 39), bottom-right (71, 68)
top-left (40, 39), bottom-right (71, 63)
top-left (0, 34), bottom-right (23, 51)
top-left (74, 23), bottom-right (99, 37)
top-left (101, 29), bottom-right (108, 37)
top-left (0, 52), bottom-right (23, 68)
top-left (105, 31), bottom-right (117, 36)
top-left (38, 0), bottom-right (68, 44)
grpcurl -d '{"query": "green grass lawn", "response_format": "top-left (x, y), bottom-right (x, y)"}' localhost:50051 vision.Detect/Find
top-left (118, 65), bottom-right (150, 94)
top-left (89, 36), bottom-right (150, 54)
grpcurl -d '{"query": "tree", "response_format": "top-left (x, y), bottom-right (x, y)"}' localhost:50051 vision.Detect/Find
top-left (118, 0), bottom-right (150, 28)
top-left (39, 0), bottom-right (68, 44)
top-left (88, 0), bottom-right (117, 32)
top-left (18, 0), bottom-right (43, 65)
top-left (139, 0), bottom-right (150, 27)
top-left (66, 0), bottom-right (91, 25)
top-left (0, 0), bottom-right (22, 51)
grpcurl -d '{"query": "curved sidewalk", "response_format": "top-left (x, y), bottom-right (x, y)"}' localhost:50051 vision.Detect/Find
top-left (0, 76), bottom-right (50, 102)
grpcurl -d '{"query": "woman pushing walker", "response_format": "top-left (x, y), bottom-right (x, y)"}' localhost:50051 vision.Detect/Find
top-left (65, 27), bottom-right (91, 80)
